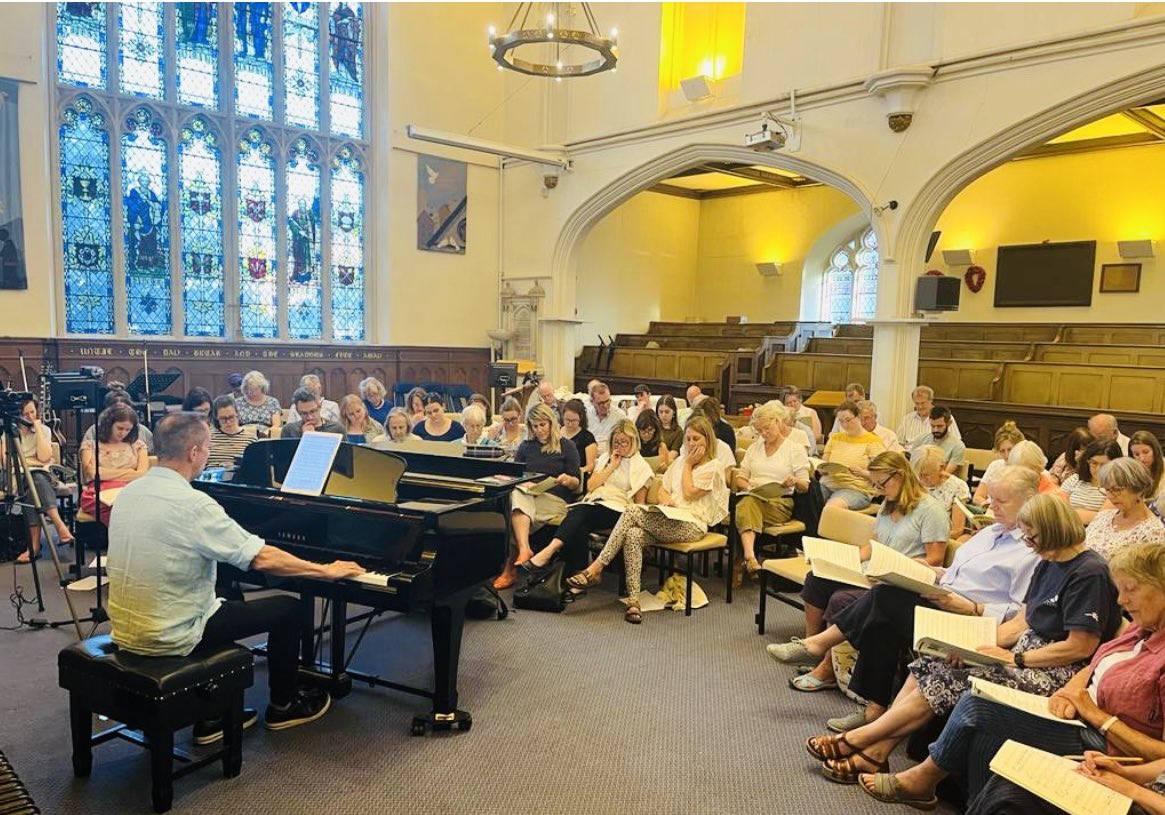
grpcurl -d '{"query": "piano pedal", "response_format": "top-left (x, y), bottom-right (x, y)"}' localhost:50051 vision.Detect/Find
top-left (411, 709), bottom-right (472, 736)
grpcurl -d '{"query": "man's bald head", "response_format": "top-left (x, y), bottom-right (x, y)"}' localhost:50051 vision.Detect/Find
top-left (1088, 413), bottom-right (1119, 442)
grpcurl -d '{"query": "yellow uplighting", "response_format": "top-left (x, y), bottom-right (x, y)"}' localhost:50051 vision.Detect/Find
top-left (659, 2), bottom-right (745, 93)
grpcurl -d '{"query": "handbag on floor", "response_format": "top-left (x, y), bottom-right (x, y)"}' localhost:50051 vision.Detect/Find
top-left (513, 561), bottom-right (566, 613)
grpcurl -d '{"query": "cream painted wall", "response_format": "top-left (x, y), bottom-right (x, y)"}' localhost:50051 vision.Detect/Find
top-left (574, 191), bottom-right (699, 349)
top-left (933, 143), bottom-right (1165, 322)
top-left (694, 186), bottom-right (859, 322)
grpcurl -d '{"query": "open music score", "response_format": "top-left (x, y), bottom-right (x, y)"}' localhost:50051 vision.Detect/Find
top-left (800, 537), bottom-right (951, 595)
top-left (970, 677), bottom-right (1084, 727)
top-left (988, 740), bottom-right (1132, 815)
top-left (802, 536), bottom-right (869, 588)
top-left (866, 540), bottom-right (950, 595)
top-left (913, 606), bottom-right (1006, 666)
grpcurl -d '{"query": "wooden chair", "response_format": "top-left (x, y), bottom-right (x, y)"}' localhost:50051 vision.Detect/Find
top-left (755, 505), bottom-right (876, 634)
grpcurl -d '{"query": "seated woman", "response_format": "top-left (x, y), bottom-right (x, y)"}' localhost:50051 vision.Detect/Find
top-left (404, 387), bottom-right (427, 427)
top-left (655, 395), bottom-right (683, 463)
top-left (783, 385), bottom-right (823, 455)
top-left (207, 395), bottom-right (258, 468)
top-left (413, 394), bottom-right (465, 442)
top-left (1086, 457), bottom-right (1165, 561)
top-left (469, 393), bottom-right (493, 426)
top-left (732, 401), bottom-right (810, 577)
top-left (1048, 427), bottom-right (1093, 486)
top-left (339, 394), bottom-right (386, 444)
top-left (635, 409), bottom-right (671, 472)
top-left (858, 541), bottom-right (1165, 809)
top-left (567, 417), bottom-right (729, 624)
top-left (694, 397), bottom-right (737, 452)
top-left (798, 451), bottom-right (949, 647)
top-left (384, 407), bottom-right (420, 444)
top-left (493, 404), bottom-right (581, 590)
top-left (488, 396), bottom-right (525, 456)
top-left (1060, 439), bottom-right (1123, 524)
top-left (3, 396), bottom-right (74, 561)
top-left (819, 400), bottom-right (886, 510)
top-left (359, 376), bottom-right (391, 426)
top-left (913, 444), bottom-right (972, 540)
top-left (1131, 430), bottom-right (1165, 506)
top-left (79, 403), bottom-right (149, 525)
top-left (559, 399), bottom-right (597, 485)
top-left (181, 386), bottom-right (213, 418)
top-left (234, 370), bottom-right (283, 428)
top-left (522, 420), bottom-right (652, 594)
top-left (972, 421), bottom-right (1025, 506)
top-left (457, 404), bottom-right (494, 446)
top-left (782, 409), bottom-right (815, 456)
top-left (808, 494), bottom-right (1119, 790)
top-left (1007, 440), bottom-right (1061, 495)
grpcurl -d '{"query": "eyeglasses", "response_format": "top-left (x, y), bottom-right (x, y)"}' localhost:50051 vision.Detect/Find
top-left (612, 437), bottom-right (632, 447)
top-left (593, 399), bottom-right (610, 408)
top-left (1021, 532), bottom-right (1040, 545)
top-left (871, 472), bottom-right (897, 490)
top-left (502, 415), bottom-right (520, 425)
top-left (1101, 485), bottom-right (1127, 496)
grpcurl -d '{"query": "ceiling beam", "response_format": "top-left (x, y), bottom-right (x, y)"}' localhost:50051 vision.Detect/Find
top-left (1123, 108), bottom-right (1165, 139)
top-left (1012, 132), bottom-right (1162, 161)
top-left (696, 162), bottom-right (803, 189)
top-left (647, 183), bottom-right (702, 199)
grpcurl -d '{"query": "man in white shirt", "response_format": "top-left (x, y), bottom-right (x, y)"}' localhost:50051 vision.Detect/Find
top-left (686, 384), bottom-right (704, 406)
top-left (586, 382), bottom-right (627, 455)
top-left (857, 400), bottom-right (902, 453)
top-left (286, 374), bottom-right (340, 425)
top-left (897, 385), bottom-right (961, 451)
top-left (107, 413), bottom-right (364, 740)
top-left (1088, 412), bottom-right (1130, 456)
top-left (527, 380), bottom-right (563, 420)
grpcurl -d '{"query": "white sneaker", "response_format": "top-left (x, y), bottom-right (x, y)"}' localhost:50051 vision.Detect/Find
top-left (765, 638), bottom-right (818, 665)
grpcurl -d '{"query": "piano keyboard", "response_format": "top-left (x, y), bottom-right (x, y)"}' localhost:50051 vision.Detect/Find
top-left (350, 571), bottom-right (400, 593)
top-left (0, 750), bottom-right (40, 814)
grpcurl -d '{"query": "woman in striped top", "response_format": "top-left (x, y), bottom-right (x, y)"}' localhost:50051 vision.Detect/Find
top-left (819, 400), bottom-right (886, 510)
top-left (208, 395), bottom-right (258, 468)
top-left (1059, 438), bottom-right (1122, 524)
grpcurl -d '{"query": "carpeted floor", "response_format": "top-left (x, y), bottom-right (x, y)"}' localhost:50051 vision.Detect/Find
top-left (0, 553), bottom-right (960, 814)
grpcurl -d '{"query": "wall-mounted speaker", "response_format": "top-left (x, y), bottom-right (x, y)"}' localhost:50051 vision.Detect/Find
top-left (1117, 239), bottom-right (1155, 259)
top-left (941, 248), bottom-right (974, 267)
top-left (755, 262), bottom-right (782, 277)
top-left (916, 275), bottom-right (961, 312)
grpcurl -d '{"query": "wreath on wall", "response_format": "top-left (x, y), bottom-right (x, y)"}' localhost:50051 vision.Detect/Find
top-left (964, 265), bottom-right (987, 293)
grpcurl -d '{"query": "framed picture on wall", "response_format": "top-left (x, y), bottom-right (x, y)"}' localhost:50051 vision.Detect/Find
top-left (1099, 263), bottom-right (1142, 293)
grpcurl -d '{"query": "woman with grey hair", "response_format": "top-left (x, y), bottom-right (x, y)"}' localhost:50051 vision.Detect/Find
top-left (359, 376), bottom-right (390, 426)
top-left (1085, 457), bottom-right (1165, 561)
top-left (457, 404), bottom-right (494, 446)
top-left (235, 370), bottom-right (283, 428)
top-left (731, 401), bottom-right (810, 575)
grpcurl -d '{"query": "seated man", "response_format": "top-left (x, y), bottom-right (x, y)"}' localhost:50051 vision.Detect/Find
top-left (910, 405), bottom-right (966, 475)
top-left (106, 413), bottom-right (365, 741)
top-left (897, 385), bottom-right (962, 452)
top-left (628, 384), bottom-right (652, 420)
top-left (829, 383), bottom-right (869, 434)
top-left (1087, 411), bottom-right (1130, 456)
top-left (281, 387), bottom-right (345, 439)
top-left (857, 399), bottom-right (902, 453)
top-left (686, 384), bottom-right (703, 406)
top-left (286, 374), bottom-right (341, 425)
top-left (586, 382), bottom-right (627, 456)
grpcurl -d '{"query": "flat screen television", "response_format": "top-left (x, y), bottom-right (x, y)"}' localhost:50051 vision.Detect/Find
top-left (993, 240), bottom-right (1096, 308)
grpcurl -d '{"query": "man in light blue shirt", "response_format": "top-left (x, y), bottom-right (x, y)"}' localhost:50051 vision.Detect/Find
top-left (108, 413), bottom-right (364, 741)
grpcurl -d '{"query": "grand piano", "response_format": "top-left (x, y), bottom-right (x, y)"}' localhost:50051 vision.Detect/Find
top-left (193, 438), bottom-right (529, 735)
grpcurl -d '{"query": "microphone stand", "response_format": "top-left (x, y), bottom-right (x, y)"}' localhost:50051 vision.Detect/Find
top-left (143, 344), bottom-right (152, 430)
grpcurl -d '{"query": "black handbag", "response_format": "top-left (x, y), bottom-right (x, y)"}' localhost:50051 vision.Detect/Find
top-left (513, 561), bottom-right (566, 613)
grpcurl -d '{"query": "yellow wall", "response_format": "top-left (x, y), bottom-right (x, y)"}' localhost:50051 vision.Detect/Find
top-left (934, 144), bottom-right (1165, 322)
top-left (574, 191), bottom-right (700, 348)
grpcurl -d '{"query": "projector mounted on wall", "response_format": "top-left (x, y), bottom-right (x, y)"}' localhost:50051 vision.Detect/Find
top-left (745, 112), bottom-right (800, 152)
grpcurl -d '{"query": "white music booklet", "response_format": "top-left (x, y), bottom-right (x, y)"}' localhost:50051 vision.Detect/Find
top-left (988, 740), bottom-right (1131, 815)
top-left (970, 677), bottom-right (1084, 727)
top-left (799, 537), bottom-right (950, 596)
top-left (866, 540), bottom-right (950, 595)
top-left (913, 606), bottom-right (1007, 666)
top-left (517, 476), bottom-right (559, 496)
top-left (280, 431), bottom-right (343, 496)
top-left (801, 536), bottom-right (871, 589)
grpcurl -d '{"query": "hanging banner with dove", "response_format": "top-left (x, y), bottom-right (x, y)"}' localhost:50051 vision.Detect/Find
top-left (416, 154), bottom-right (467, 254)
top-left (0, 78), bottom-right (27, 290)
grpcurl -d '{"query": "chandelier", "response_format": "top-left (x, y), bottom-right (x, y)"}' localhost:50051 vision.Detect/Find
top-left (488, 3), bottom-right (618, 79)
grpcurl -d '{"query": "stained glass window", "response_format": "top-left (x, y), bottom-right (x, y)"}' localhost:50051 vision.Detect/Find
top-left (237, 129), bottom-right (279, 338)
top-left (822, 228), bottom-right (879, 324)
top-left (118, 2), bottom-right (164, 99)
top-left (59, 97), bottom-right (114, 334)
top-left (176, 3), bottom-right (218, 108)
top-left (122, 107), bottom-right (171, 334)
top-left (328, 2), bottom-right (363, 137)
top-left (55, 2), bottom-right (368, 340)
top-left (178, 117), bottom-right (225, 337)
top-left (57, 3), bottom-right (107, 89)
top-left (330, 146), bottom-right (364, 340)
top-left (234, 3), bottom-right (274, 119)
top-left (284, 3), bottom-right (320, 129)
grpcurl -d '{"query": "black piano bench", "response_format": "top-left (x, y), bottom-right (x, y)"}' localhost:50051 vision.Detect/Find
top-left (58, 635), bottom-right (254, 813)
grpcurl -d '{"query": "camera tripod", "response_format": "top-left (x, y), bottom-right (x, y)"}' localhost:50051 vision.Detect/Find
top-left (2, 409), bottom-right (85, 638)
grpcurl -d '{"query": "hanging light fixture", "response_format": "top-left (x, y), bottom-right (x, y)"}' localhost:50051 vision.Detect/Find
top-left (488, 3), bottom-right (618, 79)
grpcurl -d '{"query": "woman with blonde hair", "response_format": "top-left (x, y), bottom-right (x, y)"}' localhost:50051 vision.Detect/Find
top-left (568, 417), bottom-right (729, 624)
top-left (489, 396), bottom-right (525, 456)
top-left (235, 370), bottom-right (283, 428)
top-left (1006, 439), bottom-right (1060, 495)
top-left (971, 421), bottom-right (1025, 505)
top-left (493, 404), bottom-right (581, 590)
top-left (339, 394), bottom-right (385, 444)
top-left (912, 444), bottom-right (971, 539)
top-left (732, 401), bottom-right (810, 575)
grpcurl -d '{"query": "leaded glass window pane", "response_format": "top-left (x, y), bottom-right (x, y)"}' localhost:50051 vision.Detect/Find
top-left (237, 129), bottom-right (278, 338)
top-left (60, 97), bottom-right (114, 334)
top-left (179, 118), bottom-right (225, 337)
top-left (122, 107), bottom-right (171, 334)
top-left (330, 146), bottom-right (364, 340)
top-left (118, 1), bottom-right (164, 99)
top-left (821, 228), bottom-right (879, 324)
top-left (57, 3), bottom-right (107, 89)
top-left (176, 2), bottom-right (218, 108)
top-left (286, 138), bottom-right (322, 339)
top-left (234, 3), bottom-right (274, 119)
top-left (284, 3), bottom-right (320, 129)
top-left (328, 2), bottom-right (363, 137)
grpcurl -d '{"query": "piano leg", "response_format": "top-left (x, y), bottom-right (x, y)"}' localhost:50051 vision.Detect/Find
top-left (411, 588), bottom-right (472, 736)
top-left (296, 591), bottom-right (353, 699)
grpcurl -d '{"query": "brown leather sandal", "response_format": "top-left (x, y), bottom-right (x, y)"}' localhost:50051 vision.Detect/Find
top-left (806, 732), bottom-right (853, 762)
top-left (821, 752), bottom-right (890, 785)
top-left (567, 570), bottom-right (602, 589)
top-left (624, 600), bottom-right (642, 624)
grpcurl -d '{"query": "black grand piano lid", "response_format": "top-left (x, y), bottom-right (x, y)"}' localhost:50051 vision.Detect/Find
top-left (235, 438), bottom-right (407, 503)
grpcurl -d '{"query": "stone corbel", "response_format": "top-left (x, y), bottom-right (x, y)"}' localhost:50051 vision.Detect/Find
top-left (863, 66), bottom-right (935, 132)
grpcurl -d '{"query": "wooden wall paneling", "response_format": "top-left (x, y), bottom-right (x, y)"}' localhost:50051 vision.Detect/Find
top-left (1062, 326), bottom-right (1165, 345)
top-left (1033, 344), bottom-right (1165, 367)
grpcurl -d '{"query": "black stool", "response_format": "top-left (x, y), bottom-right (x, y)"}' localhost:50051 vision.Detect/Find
top-left (58, 635), bottom-right (254, 813)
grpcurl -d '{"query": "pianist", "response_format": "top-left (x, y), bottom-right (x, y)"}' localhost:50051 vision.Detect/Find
top-left (106, 412), bottom-right (365, 739)
top-left (281, 388), bottom-right (345, 439)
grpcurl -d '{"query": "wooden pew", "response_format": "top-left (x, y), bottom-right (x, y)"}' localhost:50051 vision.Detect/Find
top-left (1032, 343), bottom-right (1165, 367)
top-left (807, 337), bottom-right (1035, 361)
top-left (1060, 325), bottom-right (1165, 345)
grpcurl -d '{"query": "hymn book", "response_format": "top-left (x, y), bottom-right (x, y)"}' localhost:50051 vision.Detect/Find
top-left (969, 678), bottom-right (1085, 727)
top-left (988, 740), bottom-right (1132, 815)
top-left (801, 536), bottom-right (871, 589)
top-left (516, 476), bottom-right (559, 496)
top-left (865, 540), bottom-right (950, 595)
top-left (913, 606), bottom-right (1007, 666)
top-left (800, 537), bottom-right (951, 595)
top-left (736, 481), bottom-right (790, 501)
top-left (955, 499), bottom-right (996, 530)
